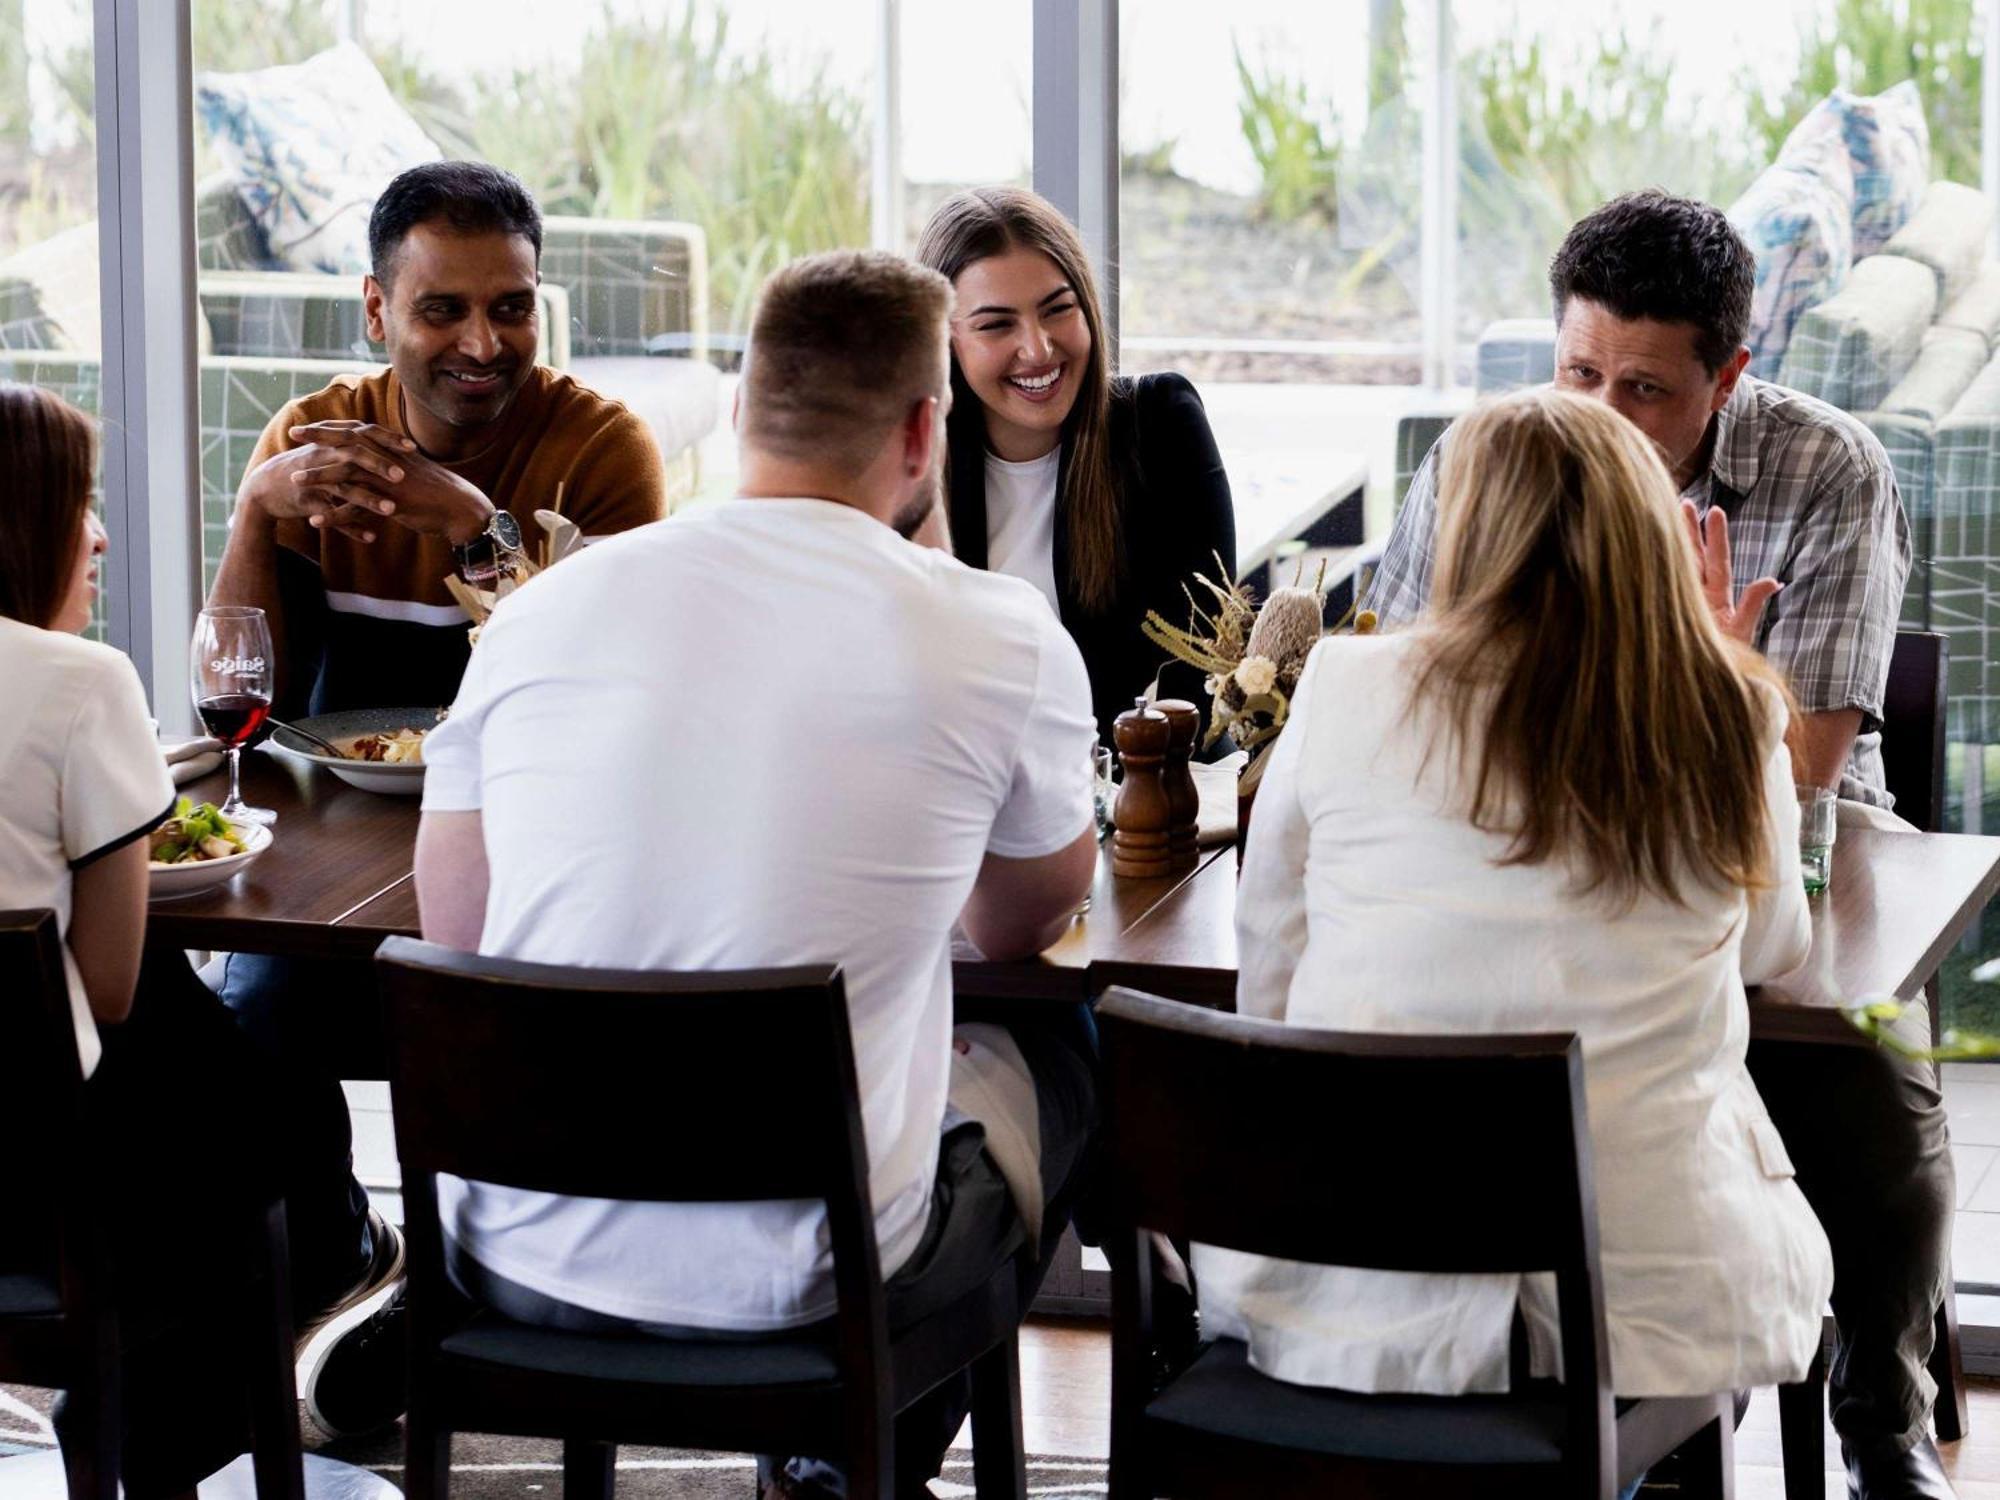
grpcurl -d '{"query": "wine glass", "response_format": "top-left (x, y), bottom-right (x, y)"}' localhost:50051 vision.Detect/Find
top-left (190, 606), bottom-right (276, 826)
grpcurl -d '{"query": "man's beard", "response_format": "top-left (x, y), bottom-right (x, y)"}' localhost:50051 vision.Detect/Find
top-left (891, 473), bottom-right (943, 539)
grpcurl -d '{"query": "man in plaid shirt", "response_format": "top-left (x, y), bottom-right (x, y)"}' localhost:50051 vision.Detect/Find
top-left (1363, 193), bottom-right (1947, 1499)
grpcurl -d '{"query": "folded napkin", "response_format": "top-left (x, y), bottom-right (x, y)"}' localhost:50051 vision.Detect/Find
top-left (1837, 797), bottom-right (1919, 833)
top-left (163, 736), bottom-right (225, 786)
top-left (1193, 750), bottom-right (1250, 846)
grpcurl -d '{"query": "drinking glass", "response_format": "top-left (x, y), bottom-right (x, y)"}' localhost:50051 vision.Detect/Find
top-left (1093, 744), bottom-right (1118, 840)
top-left (191, 606), bottom-right (276, 826)
top-left (1797, 784), bottom-right (1836, 895)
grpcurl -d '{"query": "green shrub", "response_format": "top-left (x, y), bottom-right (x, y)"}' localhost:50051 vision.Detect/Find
top-left (1233, 43), bottom-right (1343, 226)
top-left (463, 3), bottom-right (868, 336)
top-left (1746, 0), bottom-right (1982, 186)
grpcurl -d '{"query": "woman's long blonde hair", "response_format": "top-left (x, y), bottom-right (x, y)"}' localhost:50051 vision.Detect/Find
top-left (915, 187), bottom-right (1122, 613)
top-left (1413, 388), bottom-right (1784, 904)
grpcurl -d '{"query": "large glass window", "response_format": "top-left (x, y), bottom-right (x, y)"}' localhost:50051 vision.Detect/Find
top-left (899, 0), bottom-right (1032, 250)
top-left (1116, 2), bottom-right (1426, 590)
top-left (0, 0), bottom-right (101, 633)
top-left (1119, 1), bottom-right (1425, 388)
top-left (188, 0), bottom-right (876, 564)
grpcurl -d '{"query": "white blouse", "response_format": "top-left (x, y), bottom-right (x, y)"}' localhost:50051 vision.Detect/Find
top-left (983, 447), bottom-right (1062, 615)
top-left (0, 617), bottom-right (175, 1077)
top-left (1196, 631), bottom-right (1832, 1398)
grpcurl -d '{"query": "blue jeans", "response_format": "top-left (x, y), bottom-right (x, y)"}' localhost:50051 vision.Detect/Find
top-left (204, 950), bottom-right (377, 1303)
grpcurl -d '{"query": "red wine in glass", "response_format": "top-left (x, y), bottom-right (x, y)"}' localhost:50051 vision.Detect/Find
top-left (196, 693), bottom-right (271, 749)
top-left (190, 606), bottom-right (277, 825)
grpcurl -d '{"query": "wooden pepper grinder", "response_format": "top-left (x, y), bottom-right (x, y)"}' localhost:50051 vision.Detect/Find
top-left (1112, 699), bottom-right (1174, 879)
top-left (1155, 698), bottom-right (1201, 869)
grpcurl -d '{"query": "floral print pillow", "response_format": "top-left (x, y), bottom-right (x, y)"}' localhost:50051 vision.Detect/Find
top-left (196, 42), bottom-right (441, 276)
top-left (1729, 135), bottom-right (1855, 380)
top-left (1781, 82), bottom-right (1931, 258)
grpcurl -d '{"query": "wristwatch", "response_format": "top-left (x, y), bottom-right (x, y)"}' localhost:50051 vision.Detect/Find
top-left (452, 509), bottom-right (525, 586)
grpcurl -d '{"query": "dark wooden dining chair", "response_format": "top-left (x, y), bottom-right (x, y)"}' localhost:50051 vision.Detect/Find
top-left (1776, 627), bottom-right (1966, 1497)
top-left (0, 908), bottom-right (304, 1500)
top-left (1883, 629), bottom-right (1948, 835)
top-left (375, 936), bottom-right (1029, 1500)
top-left (1095, 987), bottom-right (1736, 1500)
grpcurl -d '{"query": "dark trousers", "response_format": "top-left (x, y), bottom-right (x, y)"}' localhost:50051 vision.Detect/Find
top-left (1747, 1034), bottom-right (1956, 1458)
top-left (5, 949), bottom-right (373, 1496)
top-left (447, 1011), bottom-right (1097, 1500)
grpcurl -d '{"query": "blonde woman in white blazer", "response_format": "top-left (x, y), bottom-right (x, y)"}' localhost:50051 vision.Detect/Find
top-left (1197, 389), bottom-right (1833, 1409)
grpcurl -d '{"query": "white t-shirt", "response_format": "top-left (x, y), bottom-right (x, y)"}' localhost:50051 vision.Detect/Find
top-left (983, 447), bottom-right (1062, 615)
top-left (0, 617), bottom-right (175, 1079)
top-left (421, 497), bottom-right (1096, 1331)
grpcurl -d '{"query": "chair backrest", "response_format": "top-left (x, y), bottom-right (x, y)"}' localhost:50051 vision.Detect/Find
top-left (1096, 988), bottom-right (1614, 1459)
top-left (0, 909), bottom-right (98, 1301)
top-left (1882, 629), bottom-right (1947, 831)
top-left (375, 937), bottom-right (888, 1378)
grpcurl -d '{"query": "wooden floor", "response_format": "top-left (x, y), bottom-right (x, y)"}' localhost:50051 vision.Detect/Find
top-left (977, 1320), bottom-right (2000, 1498)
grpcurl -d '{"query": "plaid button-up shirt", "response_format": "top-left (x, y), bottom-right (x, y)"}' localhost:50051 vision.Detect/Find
top-left (1360, 376), bottom-right (1912, 807)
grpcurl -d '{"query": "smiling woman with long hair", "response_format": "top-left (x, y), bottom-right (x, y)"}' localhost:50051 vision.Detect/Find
top-left (1198, 388), bottom-right (1832, 1419)
top-left (0, 383), bottom-right (402, 1492)
top-left (916, 187), bottom-right (1235, 738)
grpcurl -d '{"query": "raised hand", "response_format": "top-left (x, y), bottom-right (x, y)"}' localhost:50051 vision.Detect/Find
top-left (1680, 498), bottom-right (1781, 645)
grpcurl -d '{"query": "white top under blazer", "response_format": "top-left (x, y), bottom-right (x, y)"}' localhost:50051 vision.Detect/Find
top-left (1196, 630), bottom-right (1834, 1398)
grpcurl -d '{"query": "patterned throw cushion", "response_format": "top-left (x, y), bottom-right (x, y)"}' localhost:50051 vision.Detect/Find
top-left (195, 42), bottom-right (440, 275)
top-left (1728, 135), bottom-right (1854, 380)
top-left (1781, 82), bottom-right (1931, 258)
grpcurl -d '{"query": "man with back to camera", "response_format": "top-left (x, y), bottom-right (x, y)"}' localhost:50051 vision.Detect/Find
top-left (191, 160), bottom-right (667, 1435)
top-left (1363, 191), bottom-right (1946, 1499)
top-left (412, 248), bottom-right (1101, 1499)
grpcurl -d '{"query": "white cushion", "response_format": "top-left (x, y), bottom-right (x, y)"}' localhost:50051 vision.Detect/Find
top-left (571, 356), bottom-right (722, 462)
top-left (195, 42), bottom-right (440, 275)
top-left (1884, 182), bottom-right (1996, 307)
top-left (1777, 253), bottom-right (1938, 411)
top-left (1939, 265), bottom-right (2000, 353)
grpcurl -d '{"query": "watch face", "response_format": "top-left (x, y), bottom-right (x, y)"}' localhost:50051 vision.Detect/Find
top-left (490, 511), bottom-right (522, 551)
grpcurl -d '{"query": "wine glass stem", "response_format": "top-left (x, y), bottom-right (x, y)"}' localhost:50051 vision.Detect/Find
top-left (225, 744), bottom-right (243, 812)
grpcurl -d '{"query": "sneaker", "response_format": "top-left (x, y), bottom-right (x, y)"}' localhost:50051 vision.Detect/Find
top-left (304, 1285), bottom-right (408, 1437)
top-left (296, 1207), bottom-right (405, 1358)
top-left (296, 1208), bottom-right (405, 1434)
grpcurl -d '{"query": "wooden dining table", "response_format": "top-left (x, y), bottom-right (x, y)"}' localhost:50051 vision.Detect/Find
top-left (153, 751), bottom-right (2000, 1049)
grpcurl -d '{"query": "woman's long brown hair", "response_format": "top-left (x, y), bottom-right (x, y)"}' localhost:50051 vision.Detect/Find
top-left (915, 187), bottom-right (1122, 613)
top-left (0, 382), bottom-right (96, 627)
top-left (1413, 388), bottom-right (1784, 905)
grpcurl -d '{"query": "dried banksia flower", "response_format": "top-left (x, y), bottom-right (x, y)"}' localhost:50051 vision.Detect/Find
top-left (1245, 585), bottom-right (1324, 685)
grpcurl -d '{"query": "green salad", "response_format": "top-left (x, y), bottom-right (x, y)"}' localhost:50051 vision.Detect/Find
top-left (149, 798), bottom-right (247, 865)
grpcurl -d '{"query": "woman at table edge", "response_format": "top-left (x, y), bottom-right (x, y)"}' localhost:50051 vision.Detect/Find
top-left (915, 186), bottom-right (1236, 742)
top-left (0, 382), bottom-right (401, 1493)
top-left (1196, 390), bottom-right (1832, 1441)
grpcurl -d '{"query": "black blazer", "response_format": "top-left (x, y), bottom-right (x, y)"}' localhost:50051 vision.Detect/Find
top-left (947, 371), bottom-right (1236, 741)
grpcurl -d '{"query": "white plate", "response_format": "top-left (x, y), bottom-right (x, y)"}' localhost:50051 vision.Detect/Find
top-left (268, 707), bottom-right (440, 797)
top-left (147, 820), bottom-right (273, 901)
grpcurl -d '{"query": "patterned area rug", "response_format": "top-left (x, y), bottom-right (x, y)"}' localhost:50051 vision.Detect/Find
top-left (1, 1387), bottom-right (1108, 1498)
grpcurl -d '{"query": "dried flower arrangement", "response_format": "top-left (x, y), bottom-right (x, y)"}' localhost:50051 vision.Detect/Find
top-left (444, 486), bottom-right (587, 646)
top-left (1141, 554), bottom-right (1376, 797)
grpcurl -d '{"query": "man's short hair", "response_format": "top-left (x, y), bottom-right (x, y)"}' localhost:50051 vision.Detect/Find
top-left (369, 161), bottom-right (543, 285)
top-left (1548, 190), bottom-right (1754, 375)
top-left (741, 250), bottom-right (952, 479)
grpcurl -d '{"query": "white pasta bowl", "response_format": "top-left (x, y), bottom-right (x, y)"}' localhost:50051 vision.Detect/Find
top-left (148, 821), bottom-right (274, 901)
top-left (268, 707), bottom-right (442, 796)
